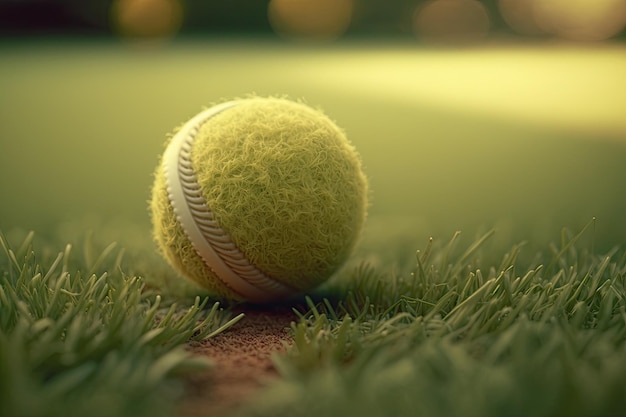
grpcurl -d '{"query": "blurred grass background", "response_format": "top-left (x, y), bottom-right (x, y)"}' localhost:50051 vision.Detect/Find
top-left (1, 0), bottom-right (625, 259)
top-left (1, 42), bottom-right (626, 255)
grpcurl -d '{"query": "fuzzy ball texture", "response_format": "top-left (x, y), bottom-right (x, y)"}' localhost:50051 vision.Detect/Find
top-left (150, 97), bottom-right (368, 301)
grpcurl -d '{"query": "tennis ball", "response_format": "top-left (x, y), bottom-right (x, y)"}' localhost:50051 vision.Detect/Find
top-left (150, 97), bottom-right (368, 302)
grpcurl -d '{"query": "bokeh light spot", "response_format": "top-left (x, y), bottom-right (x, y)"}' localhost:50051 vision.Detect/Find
top-left (498, 0), bottom-right (547, 36)
top-left (268, 0), bottom-right (353, 41)
top-left (111, 0), bottom-right (183, 39)
top-left (534, 0), bottom-right (626, 41)
top-left (413, 0), bottom-right (490, 44)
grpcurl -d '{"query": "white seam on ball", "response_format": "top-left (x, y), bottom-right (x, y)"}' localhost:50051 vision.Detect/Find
top-left (163, 101), bottom-right (295, 302)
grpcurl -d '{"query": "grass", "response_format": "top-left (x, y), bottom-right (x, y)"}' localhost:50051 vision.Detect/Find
top-left (2, 42), bottom-right (626, 247)
top-left (242, 221), bottom-right (626, 417)
top-left (2, 219), bottom-right (625, 417)
top-left (0, 230), bottom-right (243, 417)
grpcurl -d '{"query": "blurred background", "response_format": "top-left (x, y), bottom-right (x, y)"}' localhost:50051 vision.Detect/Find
top-left (1, 0), bottom-right (626, 42)
top-left (1, 0), bottom-right (625, 263)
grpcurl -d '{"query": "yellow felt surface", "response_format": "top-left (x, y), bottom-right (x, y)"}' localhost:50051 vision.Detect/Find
top-left (150, 97), bottom-right (367, 299)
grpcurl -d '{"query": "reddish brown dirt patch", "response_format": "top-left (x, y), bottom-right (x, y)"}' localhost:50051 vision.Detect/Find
top-left (177, 306), bottom-right (296, 417)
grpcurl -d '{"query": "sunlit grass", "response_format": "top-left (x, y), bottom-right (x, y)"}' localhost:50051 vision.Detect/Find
top-left (291, 45), bottom-right (626, 138)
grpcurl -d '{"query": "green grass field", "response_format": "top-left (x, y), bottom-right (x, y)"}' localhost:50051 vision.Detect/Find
top-left (2, 41), bottom-right (625, 246)
top-left (1, 39), bottom-right (625, 417)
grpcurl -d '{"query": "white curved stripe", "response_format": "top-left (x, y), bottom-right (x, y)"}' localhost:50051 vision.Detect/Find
top-left (163, 101), bottom-right (295, 301)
